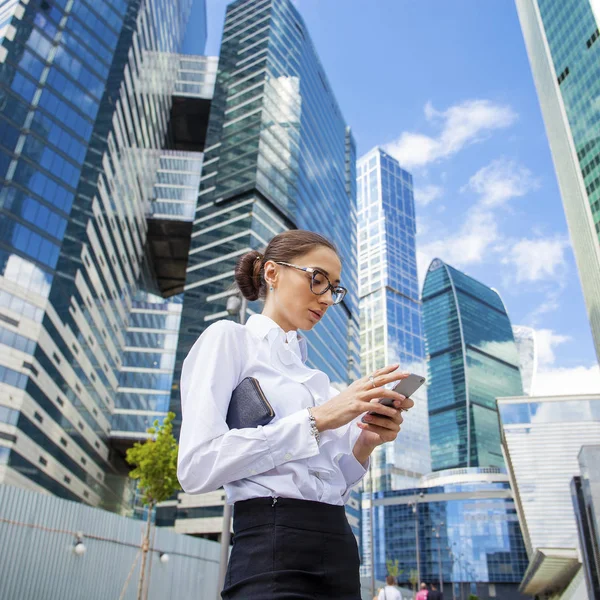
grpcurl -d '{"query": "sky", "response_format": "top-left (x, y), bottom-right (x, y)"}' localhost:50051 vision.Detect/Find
top-left (188, 0), bottom-right (600, 396)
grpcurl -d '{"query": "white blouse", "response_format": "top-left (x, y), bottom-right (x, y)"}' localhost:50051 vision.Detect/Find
top-left (177, 314), bottom-right (368, 505)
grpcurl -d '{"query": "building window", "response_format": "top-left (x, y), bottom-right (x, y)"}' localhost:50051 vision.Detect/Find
top-left (72, 344), bottom-right (79, 355)
top-left (34, 411), bottom-right (43, 423)
top-left (22, 361), bottom-right (39, 376)
top-left (52, 352), bottom-right (61, 364)
top-left (83, 490), bottom-right (89, 498)
top-left (56, 396), bottom-right (64, 406)
top-left (0, 313), bottom-right (19, 327)
top-left (39, 456), bottom-right (47, 466)
top-left (81, 456), bottom-right (87, 465)
top-left (0, 432), bottom-right (17, 443)
top-left (64, 475), bottom-right (71, 484)
top-left (60, 437), bottom-right (68, 447)
top-left (587, 28), bottom-right (599, 49)
top-left (557, 66), bottom-right (570, 85)
top-left (78, 421), bottom-right (84, 430)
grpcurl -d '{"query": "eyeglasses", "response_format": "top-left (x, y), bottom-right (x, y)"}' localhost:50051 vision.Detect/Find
top-left (274, 262), bottom-right (347, 305)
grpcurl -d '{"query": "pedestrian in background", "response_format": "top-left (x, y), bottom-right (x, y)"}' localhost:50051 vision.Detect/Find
top-left (178, 230), bottom-right (415, 599)
top-left (378, 575), bottom-right (403, 599)
top-left (415, 582), bottom-right (429, 600)
top-left (428, 583), bottom-right (442, 600)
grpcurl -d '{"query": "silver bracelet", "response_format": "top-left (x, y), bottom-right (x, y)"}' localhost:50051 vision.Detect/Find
top-left (307, 407), bottom-right (320, 445)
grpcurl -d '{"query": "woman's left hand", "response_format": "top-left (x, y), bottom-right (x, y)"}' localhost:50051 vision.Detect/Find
top-left (352, 406), bottom-right (404, 464)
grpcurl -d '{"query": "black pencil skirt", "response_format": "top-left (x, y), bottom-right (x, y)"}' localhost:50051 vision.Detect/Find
top-left (221, 496), bottom-right (361, 599)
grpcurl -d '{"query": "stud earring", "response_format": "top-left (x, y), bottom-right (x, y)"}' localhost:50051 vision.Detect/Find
top-left (269, 286), bottom-right (274, 292)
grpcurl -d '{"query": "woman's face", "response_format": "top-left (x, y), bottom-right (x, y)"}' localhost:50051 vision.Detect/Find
top-left (263, 246), bottom-right (342, 332)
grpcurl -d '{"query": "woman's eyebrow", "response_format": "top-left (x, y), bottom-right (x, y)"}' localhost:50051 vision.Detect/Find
top-left (311, 266), bottom-right (341, 284)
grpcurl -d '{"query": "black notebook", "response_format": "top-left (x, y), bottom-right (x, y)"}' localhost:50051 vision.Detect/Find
top-left (226, 377), bottom-right (275, 430)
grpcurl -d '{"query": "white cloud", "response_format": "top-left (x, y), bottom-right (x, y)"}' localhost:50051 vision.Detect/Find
top-left (385, 99), bottom-right (517, 169)
top-left (462, 158), bottom-right (539, 207)
top-left (534, 328), bottom-right (572, 366)
top-left (501, 236), bottom-right (569, 283)
top-left (414, 184), bottom-right (443, 206)
top-left (417, 209), bottom-right (499, 284)
top-left (532, 364), bottom-right (600, 396)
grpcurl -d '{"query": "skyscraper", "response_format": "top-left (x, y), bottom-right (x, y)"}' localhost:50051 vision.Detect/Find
top-left (0, 0), bottom-right (210, 511)
top-left (171, 0), bottom-right (360, 432)
top-left (357, 147), bottom-right (430, 491)
top-left (422, 259), bottom-right (523, 471)
top-left (515, 0), bottom-right (600, 363)
top-left (512, 325), bottom-right (538, 395)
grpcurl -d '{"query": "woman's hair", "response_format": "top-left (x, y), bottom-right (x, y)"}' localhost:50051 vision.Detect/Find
top-left (234, 230), bottom-right (338, 301)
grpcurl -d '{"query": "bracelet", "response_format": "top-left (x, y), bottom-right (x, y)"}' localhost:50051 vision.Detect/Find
top-left (307, 407), bottom-right (320, 446)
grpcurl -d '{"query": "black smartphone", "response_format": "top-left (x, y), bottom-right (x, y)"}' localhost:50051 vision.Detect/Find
top-left (363, 373), bottom-right (426, 421)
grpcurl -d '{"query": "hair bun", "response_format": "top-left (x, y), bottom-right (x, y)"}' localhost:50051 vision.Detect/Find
top-left (235, 250), bottom-right (264, 301)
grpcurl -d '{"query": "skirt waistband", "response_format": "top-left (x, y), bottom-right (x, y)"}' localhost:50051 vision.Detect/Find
top-left (233, 497), bottom-right (350, 535)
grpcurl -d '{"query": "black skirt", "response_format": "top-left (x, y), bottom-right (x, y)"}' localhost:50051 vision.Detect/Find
top-left (222, 497), bottom-right (361, 599)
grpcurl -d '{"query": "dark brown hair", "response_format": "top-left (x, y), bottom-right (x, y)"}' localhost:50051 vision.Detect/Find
top-left (234, 230), bottom-right (338, 301)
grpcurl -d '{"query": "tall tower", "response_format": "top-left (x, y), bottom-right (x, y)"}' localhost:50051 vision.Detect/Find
top-left (0, 0), bottom-right (209, 511)
top-left (357, 147), bottom-right (430, 491)
top-left (515, 0), bottom-right (600, 362)
top-left (422, 259), bottom-right (523, 471)
top-left (171, 0), bottom-right (360, 433)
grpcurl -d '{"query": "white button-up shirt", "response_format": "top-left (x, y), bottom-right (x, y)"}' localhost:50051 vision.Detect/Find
top-left (177, 314), bottom-right (368, 505)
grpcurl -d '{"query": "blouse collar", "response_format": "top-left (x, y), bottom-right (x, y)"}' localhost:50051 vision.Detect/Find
top-left (245, 314), bottom-right (308, 364)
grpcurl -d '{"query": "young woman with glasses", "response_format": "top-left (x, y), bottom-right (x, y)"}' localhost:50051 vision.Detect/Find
top-left (178, 230), bottom-right (414, 599)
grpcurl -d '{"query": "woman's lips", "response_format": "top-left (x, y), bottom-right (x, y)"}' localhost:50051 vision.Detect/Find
top-left (309, 310), bottom-right (322, 321)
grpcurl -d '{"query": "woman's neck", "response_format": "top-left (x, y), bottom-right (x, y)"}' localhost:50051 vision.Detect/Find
top-left (261, 306), bottom-right (296, 333)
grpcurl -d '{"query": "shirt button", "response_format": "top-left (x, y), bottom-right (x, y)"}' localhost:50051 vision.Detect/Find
top-left (284, 453), bottom-right (292, 461)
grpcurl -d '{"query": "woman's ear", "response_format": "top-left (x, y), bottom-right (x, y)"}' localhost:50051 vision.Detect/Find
top-left (263, 260), bottom-right (278, 287)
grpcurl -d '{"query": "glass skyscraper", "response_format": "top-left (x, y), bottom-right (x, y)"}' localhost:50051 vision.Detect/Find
top-left (0, 0), bottom-right (210, 511)
top-left (515, 0), bottom-right (600, 363)
top-left (171, 0), bottom-right (360, 435)
top-left (357, 147), bottom-right (430, 492)
top-left (365, 468), bottom-right (529, 600)
top-left (422, 259), bottom-right (523, 471)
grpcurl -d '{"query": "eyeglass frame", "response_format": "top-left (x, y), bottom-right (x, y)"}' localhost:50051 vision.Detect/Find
top-left (273, 261), bottom-right (347, 305)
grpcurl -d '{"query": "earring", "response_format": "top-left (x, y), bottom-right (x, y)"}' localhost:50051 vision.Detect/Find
top-left (269, 286), bottom-right (274, 292)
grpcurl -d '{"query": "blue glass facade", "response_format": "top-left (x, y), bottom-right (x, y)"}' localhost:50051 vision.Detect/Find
top-left (171, 0), bottom-right (360, 437)
top-left (422, 259), bottom-right (523, 471)
top-left (365, 468), bottom-right (529, 600)
top-left (515, 0), bottom-right (600, 361)
top-left (0, 0), bottom-right (204, 510)
top-left (357, 148), bottom-right (430, 493)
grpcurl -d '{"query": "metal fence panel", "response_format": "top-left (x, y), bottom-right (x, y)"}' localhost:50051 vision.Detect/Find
top-left (0, 485), bottom-right (219, 600)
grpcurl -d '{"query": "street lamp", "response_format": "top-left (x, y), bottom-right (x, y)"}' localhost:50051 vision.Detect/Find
top-left (217, 293), bottom-right (248, 598)
top-left (408, 491), bottom-right (424, 587)
top-left (432, 522), bottom-right (444, 594)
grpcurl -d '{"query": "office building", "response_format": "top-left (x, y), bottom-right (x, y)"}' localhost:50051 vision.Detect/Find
top-left (498, 393), bottom-right (600, 598)
top-left (515, 0), bottom-right (600, 362)
top-left (512, 325), bottom-right (538, 395)
top-left (0, 0), bottom-right (213, 511)
top-left (357, 147), bottom-right (430, 492)
top-left (362, 467), bottom-right (529, 600)
top-left (171, 0), bottom-right (360, 423)
top-left (422, 259), bottom-right (523, 471)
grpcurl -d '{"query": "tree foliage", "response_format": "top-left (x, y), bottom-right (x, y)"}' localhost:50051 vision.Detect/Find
top-left (386, 558), bottom-right (402, 578)
top-left (126, 412), bottom-right (180, 506)
top-left (408, 569), bottom-right (419, 590)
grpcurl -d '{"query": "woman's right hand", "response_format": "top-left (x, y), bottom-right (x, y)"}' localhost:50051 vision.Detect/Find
top-left (311, 364), bottom-right (415, 432)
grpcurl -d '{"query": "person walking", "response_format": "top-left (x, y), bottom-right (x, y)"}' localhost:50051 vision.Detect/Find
top-left (428, 583), bottom-right (442, 600)
top-left (178, 230), bottom-right (415, 599)
top-left (416, 582), bottom-right (429, 600)
top-left (378, 575), bottom-right (403, 600)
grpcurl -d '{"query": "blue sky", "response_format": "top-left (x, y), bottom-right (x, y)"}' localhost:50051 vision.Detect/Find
top-left (191, 0), bottom-right (600, 394)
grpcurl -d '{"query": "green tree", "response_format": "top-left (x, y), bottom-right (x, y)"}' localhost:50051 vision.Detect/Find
top-left (468, 595), bottom-right (479, 600)
top-left (386, 558), bottom-right (402, 579)
top-left (126, 412), bottom-right (181, 600)
top-left (408, 569), bottom-right (419, 592)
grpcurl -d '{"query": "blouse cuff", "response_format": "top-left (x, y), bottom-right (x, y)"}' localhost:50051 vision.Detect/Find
top-left (339, 453), bottom-right (369, 488)
top-left (262, 409), bottom-right (320, 467)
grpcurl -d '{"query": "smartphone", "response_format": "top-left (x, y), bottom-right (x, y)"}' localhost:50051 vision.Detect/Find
top-left (363, 373), bottom-right (426, 420)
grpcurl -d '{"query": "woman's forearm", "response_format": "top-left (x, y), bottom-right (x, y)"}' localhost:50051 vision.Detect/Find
top-left (352, 436), bottom-right (376, 466)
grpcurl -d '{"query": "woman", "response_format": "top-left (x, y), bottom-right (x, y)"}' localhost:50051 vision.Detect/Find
top-left (178, 230), bottom-right (414, 599)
